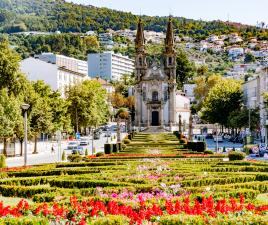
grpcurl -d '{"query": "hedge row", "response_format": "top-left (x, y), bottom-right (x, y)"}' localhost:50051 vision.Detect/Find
top-left (0, 217), bottom-right (49, 225)
top-left (0, 185), bottom-right (56, 198)
top-left (181, 175), bottom-right (256, 187)
top-left (205, 166), bottom-right (268, 172)
top-left (0, 177), bottom-right (48, 186)
top-left (56, 162), bottom-right (121, 168)
top-left (49, 179), bottom-right (130, 188)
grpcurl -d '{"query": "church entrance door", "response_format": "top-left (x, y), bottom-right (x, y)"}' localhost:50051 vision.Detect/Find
top-left (151, 111), bottom-right (159, 126)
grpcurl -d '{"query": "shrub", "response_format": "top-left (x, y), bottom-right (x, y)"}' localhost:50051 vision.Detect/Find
top-left (204, 150), bottom-right (214, 154)
top-left (122, 144), bottom-right (126, 150)
top-left (228, 151), bottom-right (246, 161)
top-left (0, 154), bottom-right (6, 168)
top-left (61, 151), bottom-right (66, 161)
top-left (123, 139), bottom-right (131, 144)
top-left (85, 149), bottom-right (88, 156)
top-left (104, 144), bottom-right (113, 154)
top-left (67, 154), bottom-right (82, 162)
top-left (180, 138), bottom-right (187, 144)
top-left (112, 144), bottom-right (119, 153)
top-left (187, 141), bottom-right (206, 152)
top-left (96, 152), bottom-right (104, 157)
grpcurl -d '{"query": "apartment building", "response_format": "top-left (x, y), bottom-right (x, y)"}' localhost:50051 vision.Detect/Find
top-left (20, 57), bottom-right (88, 98)
top-left (35, 53), bottom-right (88, 76)
top-left (88, 52), bottom-right (134, 81)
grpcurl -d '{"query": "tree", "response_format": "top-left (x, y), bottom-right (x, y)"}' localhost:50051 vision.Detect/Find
top-left (228, 108), bottom-right (260, 131)
top-left (176, 49), bottom-right (196, 88)
top-left (194, 74), bottom-right (222, 109)
top-left (200, 79), bottom-right (243, 127)
top-left (29, 81), bottom-right (53, 154)
top-left (66, 80), bottom-right (109, 132)
top-left (0, 40), bottom-right (21, 93)
top-left (244, 52), bottom-right (256, 63)
top-left (110, 92), bottom-right (126, 109)
top-left (0, 89), bottom-right (21, 155)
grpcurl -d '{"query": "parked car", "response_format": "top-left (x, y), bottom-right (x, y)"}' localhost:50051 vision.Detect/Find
top-left (72, 146), bottom-right (85, 155)
top-left (66, 141), bottom-right (79, 151)
top-left (206, 134), bottom-right (213, 139)
top-left (79, 137), bottom-right (89, 146)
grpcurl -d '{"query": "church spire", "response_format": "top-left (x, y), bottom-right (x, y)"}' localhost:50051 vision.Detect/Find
top-left (135, 18), bottom-right (145, 53)
top-left (164, 16), bottom-right (175, 54)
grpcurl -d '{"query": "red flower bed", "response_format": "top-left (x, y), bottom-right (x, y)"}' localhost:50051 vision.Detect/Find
top-left (0, 166), bottom-right (31, 172)
top-left (0, 195), bottom-right (267, 224)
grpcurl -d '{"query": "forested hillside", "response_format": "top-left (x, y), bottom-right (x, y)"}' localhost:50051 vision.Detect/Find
top-left (1, 0), bottom-right (268, 40)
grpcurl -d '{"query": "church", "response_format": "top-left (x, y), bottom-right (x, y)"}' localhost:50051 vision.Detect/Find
top-left (134, 18), bottom-right (191, 131)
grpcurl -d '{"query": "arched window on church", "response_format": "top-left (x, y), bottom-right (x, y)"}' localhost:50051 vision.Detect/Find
top-left (152, 91), bottom-right (158, 101)
top-left (168, 57), bottom-right (173, 66)
top-left (139, 57), bottom-right (143, 66)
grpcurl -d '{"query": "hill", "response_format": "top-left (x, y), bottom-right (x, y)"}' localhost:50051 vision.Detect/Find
top-left (0, 0), bottom-right (265, 40)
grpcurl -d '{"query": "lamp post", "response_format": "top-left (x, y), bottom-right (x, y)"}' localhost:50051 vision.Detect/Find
top-left (215, 123), bottom-right (219, 153)
top-left (21, 103), bottom-right (30, 167)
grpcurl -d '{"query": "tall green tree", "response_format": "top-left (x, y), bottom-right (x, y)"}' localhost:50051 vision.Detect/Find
top-left (176, 49), bottom-right (196, 88)
top-left (66, 80), bottom-right (109, 132)
top-left (200, 79), bottom-right (243, 127)
top-left (0, 89), bottom-right (21, 155)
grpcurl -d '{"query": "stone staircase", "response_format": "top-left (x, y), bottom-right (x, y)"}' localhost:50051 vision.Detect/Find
top-left (141, 126), bottom-right (170, 133)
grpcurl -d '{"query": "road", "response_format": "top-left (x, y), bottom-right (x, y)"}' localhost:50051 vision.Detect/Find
top-left (206, 138), bottom-right (243, 151)
top-left (4, 128), bottom-right (127, 168)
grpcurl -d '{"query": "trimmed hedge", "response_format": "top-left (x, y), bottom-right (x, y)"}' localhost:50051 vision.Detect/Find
top-left (228, 151), bottom-right (246, 161)
top-left (0, 217), bottom-right (49, 225)
top-left (105, 144), bottom-right (113, 154)
top-left (187, 141), bottom-right (206, 152)
top-left (0, 185), bottom-right (56, 198)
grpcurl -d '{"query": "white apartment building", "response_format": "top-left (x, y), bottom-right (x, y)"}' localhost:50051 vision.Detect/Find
top-left (35, 53), bottom-right (88, 75)
top-left (88, 52), bottom-right (135, 81)
top-left (243, 68), bottom-right (268, 143)
top-left (20, 58), bottom-right (88, 98)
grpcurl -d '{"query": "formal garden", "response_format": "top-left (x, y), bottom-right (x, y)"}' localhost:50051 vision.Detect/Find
top-left (0, 132), bottom-right (267, 224)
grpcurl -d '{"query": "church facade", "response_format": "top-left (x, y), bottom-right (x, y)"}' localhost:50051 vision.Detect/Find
top-left (134, 18), bottom-right (190, 130)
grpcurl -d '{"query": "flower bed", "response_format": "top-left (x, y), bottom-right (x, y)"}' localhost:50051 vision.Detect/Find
top-left (0, 195), bottom-right (267, 224)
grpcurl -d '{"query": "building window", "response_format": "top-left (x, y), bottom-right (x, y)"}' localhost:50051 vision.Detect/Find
top-left (152, 91), bottom-right (158, 101)
top-left (139, 57), bottom-right (143, 66)
top-left (168, 57), bottom-right (172, 66)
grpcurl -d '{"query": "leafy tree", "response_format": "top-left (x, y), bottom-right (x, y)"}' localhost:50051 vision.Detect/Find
top-left (194, 74), bottom-right (222, 109)
top-left (176, 49), bottom-right (196, 88)
top-left (0, 40), bottom-right (21, 93)
top-left (0, 89), bottom-right (21, 155)
top-left (29, 81), bottom-right (53, 154)
top-left (110, 92), bottom-right (126, 109)
top-left (66, 80), bottom-right (109, 132)
top-left (200, 79), bottom-right (242, 127)
top-left (228, 108), bottom-right (259, 131)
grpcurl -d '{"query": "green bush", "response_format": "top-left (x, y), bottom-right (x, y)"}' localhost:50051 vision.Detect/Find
top-left (204, 150), bottom-right (214, 154)
top-left (187, 141), bottom-right (206, 152)
top-left (96, 152), bottom-right (104, 157)
top-left (67, 154), bottom-right (82, 162)
top-left (61, 151), bottom-right (66, 161)
top-left (123, 139), bottom-right (131, 144)
top-left (0, 154), bottom-right (6, 168)
top-left (122, 143), bottom-right (126, 150)
top-left (104, 144), bottom-right (113, 154)
top-left (112, 144), bottom-right (119, 153)
top-left (228, 151), bottom-right (246, 161)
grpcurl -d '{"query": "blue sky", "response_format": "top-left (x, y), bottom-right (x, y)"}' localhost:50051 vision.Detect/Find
top-left (66, 0), bottom-right (268, 26)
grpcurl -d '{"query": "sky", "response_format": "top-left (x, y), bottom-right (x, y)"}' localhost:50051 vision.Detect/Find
top-left (66, 0), bottom-right (268, 26)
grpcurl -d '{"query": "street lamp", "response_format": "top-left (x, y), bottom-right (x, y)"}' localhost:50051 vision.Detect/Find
top-left (215, 123), bottom-right (219, 153)
top-left (21, 103), bottom-right (30, 167)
